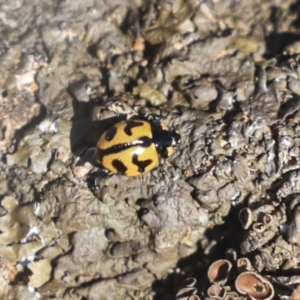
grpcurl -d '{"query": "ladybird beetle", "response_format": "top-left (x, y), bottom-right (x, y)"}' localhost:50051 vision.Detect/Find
top-left (94, 118), bottom-right (180, 177)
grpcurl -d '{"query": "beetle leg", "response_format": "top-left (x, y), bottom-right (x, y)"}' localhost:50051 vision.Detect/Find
top-left (105, 101), bottom-right (138, 119)
top-left (90, 168), bottom-right (113, 179)
top-left (87, 169), bottom-right (113, 191)
top-left (155, 144), bottom-right (169, 159)
top-left (121, 102), bottom-right (138, 119)
top-left (105, 101), bottom-right (123, 116)
top-left (145, 113), bottom-right (161, 122)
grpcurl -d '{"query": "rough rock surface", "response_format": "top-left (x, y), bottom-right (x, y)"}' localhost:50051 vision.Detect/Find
top-left (2, 0), bottom-right (300, 299)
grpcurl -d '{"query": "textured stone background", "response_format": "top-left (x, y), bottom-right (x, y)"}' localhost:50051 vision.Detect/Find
top-left (2, 0), bottom-right (300, 299)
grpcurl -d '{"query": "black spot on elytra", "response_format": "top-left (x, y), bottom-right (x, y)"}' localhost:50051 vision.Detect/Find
top-left (105, 126), bottom-right (117, 141)
top-left (112, 159), bottom-right (127, 174)
top-left (124, 120), bottom-right (144, 136)
top-left (132, 154), bottom-right (153, 173)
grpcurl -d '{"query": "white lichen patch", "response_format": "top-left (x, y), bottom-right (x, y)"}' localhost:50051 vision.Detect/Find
top-left (15, 70), bottom-right (37, 92)
top-left (37, 118), bottom-right (58, 134)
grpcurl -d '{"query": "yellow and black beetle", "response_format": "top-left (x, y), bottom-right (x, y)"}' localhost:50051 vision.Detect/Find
top-left (94, 116), bottom-right (180, 177)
